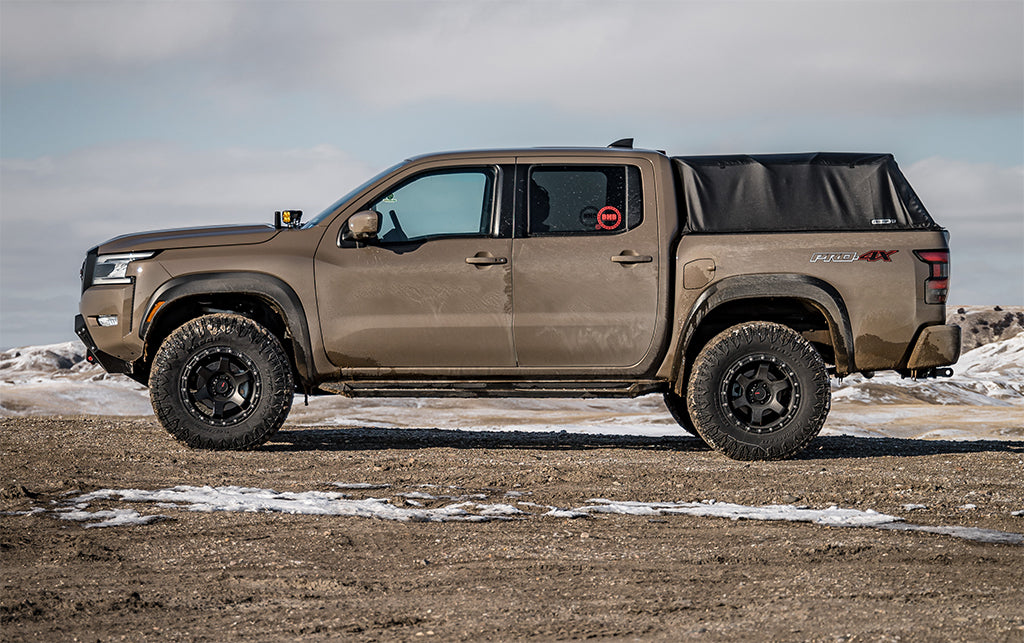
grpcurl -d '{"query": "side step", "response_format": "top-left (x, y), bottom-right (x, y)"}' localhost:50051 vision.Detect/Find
top-left (318, 379), bottom-right (666, 399)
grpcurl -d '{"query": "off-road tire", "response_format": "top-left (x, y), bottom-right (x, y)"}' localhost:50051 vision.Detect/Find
top-left (150, 314), bottom-right (293, 450)
top-left (662, 391), bottom-right (704, 442)
top-left (686, 322), bottom-right (829, 461)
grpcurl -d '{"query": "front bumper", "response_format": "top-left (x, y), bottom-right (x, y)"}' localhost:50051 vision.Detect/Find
top-left (906, 324), bottom-right (962, 370)
top-left (75, 314), bottom-right (132, 374)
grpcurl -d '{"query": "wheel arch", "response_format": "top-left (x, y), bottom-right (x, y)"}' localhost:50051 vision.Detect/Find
top-left (671, 274), bottom-right (854, 393)
top-left (137, 273), bottom-right (315, 387)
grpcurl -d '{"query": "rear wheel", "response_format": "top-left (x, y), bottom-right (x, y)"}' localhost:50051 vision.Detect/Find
top-left (150, 314), bottom-right (293, 449)
top-left (686, 322), bottom-right (829, 461)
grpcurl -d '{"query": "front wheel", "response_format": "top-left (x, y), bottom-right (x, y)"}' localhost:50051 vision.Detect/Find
top-left (686, 322), bottom-right (830, 461)
top-left (150, 314), bottom-right (293, 449)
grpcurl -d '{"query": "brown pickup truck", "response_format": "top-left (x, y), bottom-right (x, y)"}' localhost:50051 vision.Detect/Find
top-left (76, 140), bottom-right (961, 460)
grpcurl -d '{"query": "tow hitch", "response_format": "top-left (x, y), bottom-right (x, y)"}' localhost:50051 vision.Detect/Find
top-left (900, 367), bottom-right (954, 380)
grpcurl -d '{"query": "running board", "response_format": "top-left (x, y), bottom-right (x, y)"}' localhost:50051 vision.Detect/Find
top-left (318, 379), bottom-right (665, 399)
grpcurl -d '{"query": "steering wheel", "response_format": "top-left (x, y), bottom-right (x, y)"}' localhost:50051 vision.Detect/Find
top-left (381, 209), bottom-right (408, 243)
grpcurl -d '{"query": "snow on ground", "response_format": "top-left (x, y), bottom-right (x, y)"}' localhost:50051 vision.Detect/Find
top-left (0, 341), bottom-right (153, 416)
top-left (831, 332), bottom-right (1024, 406)
top-left (16, 484), bottom-right (1022, 545)
top-left (2, 309), bottom-right (1022, 441)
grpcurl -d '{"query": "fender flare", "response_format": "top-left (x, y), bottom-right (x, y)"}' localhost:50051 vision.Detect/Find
top-left (675, 274), bottom-right (855, 382)
top-left (140, 272), bottom-right (315, 384)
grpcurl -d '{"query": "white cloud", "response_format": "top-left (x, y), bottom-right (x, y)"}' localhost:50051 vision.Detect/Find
top-left (0, 143), bottom-right (376, 347)
top-left (0, 1), bottom-right (239, 79)
top-left (4, 1), bottom-right (1021, 118)
top-left (1, 142), bottom-right (375, 240)
top-left (331, 1), bottom-right (1022, 117)
top-left (905, 158), bottom-right (1024, 218)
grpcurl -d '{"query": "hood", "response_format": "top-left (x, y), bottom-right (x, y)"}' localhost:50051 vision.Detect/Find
top-left (96, 224), bottom-right (279, 254)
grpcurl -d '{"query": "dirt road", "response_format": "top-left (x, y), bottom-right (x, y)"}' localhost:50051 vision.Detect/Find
top-left (3, 416), bottom-right (1023, 642)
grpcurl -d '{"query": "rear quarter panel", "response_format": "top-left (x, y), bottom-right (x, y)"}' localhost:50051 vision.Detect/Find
top-left (670, 230), bottom-right (949, 373)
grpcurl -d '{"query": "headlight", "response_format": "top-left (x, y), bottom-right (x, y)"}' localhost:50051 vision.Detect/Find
top-left (92, 252), bottom-right (156, 285)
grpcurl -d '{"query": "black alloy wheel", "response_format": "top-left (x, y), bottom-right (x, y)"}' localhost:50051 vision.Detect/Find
top-left (150, 314), bottom-right (293, 450)
top-left (687, 321), bottom-right (830, 461)
top-left (180, 346), bottom-right (262, 426)
top-left (720, 354), bottom-right (800, 433)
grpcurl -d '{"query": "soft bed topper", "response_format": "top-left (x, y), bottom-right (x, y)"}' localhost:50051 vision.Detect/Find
top-left (672, 153), bottom-right (939, 233)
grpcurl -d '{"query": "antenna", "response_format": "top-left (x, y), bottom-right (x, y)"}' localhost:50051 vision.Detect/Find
top-left (608, 138), bottom-right (634, 149)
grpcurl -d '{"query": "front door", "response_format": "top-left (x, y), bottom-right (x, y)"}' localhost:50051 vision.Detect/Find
top-left (315, 165), bottom-right (515, 368)
top-left (511, 160), bottom-right (660, 368)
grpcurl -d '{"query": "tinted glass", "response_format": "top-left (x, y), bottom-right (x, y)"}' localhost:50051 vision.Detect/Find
top-left (371, 169), bottom-right (495, 243)
top-left (528, 165), bottom-right (642, 235)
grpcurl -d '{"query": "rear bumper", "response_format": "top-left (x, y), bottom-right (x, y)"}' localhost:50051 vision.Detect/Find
top-left (906, 324), bottom-right (962, 370)
top-left (74, 314), bottom-right (132, 374)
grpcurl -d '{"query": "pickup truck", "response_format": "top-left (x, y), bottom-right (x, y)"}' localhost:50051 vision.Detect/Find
top-left (76, 140), bottom-right (961, 460)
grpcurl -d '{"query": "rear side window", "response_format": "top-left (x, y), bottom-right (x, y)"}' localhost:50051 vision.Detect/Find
top-left (528, 165), bottom-right (642, 235)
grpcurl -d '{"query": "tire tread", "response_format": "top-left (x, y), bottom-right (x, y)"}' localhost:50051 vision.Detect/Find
top-left (149, 314), bottom-right (293, 450)
top-left (686, 322), bottom-right (830, 461)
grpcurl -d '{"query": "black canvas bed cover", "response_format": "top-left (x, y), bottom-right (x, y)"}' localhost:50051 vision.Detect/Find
top-left (672, 153), bottom-right (939, 233)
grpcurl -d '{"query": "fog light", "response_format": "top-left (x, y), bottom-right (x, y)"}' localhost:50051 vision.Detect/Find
top-left (97, 315), bottom-right (119, 327)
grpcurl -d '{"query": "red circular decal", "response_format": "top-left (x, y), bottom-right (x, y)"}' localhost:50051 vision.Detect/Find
top-left (596, 206), bottom-right (622, 231)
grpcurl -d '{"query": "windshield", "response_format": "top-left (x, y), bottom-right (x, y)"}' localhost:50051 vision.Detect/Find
top-left (303, 161), bottom-right (407, 228)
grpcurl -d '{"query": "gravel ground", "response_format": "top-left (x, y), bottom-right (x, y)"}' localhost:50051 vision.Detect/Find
top-left (2, 415), bottom-right (1024, 642)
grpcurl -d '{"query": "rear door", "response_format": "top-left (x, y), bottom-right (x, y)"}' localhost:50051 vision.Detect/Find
top-left (511, 158), bottom-right (660, 368)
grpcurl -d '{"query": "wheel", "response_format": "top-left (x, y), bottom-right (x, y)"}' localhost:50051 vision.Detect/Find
top-left (662, 391), bottom-right (705, 442)
top-left (149, 314), bottom-right (293, 449)
top-left (686, 322), bottom-right (830, 461)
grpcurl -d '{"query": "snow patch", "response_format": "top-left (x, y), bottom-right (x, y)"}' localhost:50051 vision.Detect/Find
top-left (572, 499), bottom-right (901, 528)
top-left (880, 523), bottom-right (1024, 546)
top-left (28, 484), bottom-right (1019, 546)
top-left (57, 507), bottom-right (168, 528)
top-left (76, 486), bottom-right (523, 523)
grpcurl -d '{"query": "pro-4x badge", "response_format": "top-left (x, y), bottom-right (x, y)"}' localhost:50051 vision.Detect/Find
top-left (810, 250), bottom-right (899, 263)
top-left (858, 250), bottom-right (899, 262)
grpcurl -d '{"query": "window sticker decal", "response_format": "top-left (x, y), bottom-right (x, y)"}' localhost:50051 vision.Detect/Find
top-left (596, 206), bottom-right (622, 231)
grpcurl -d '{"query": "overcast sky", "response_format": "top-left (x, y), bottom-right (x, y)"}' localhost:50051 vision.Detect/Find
top-left (1, 0), bottom-right (1022, 349)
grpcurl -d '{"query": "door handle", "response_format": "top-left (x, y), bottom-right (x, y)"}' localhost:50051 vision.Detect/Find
top-left (611, 252), bottom-right (653, 264)
top-left (466, 256), bottom-right (507, 265)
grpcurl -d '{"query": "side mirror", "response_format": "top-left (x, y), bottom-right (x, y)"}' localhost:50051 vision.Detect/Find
top-left (344, 210), bottom-right (381, 242)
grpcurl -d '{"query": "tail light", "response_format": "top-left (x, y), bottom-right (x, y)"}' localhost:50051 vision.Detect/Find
top-left (914, 250), bottom-right (949, 304)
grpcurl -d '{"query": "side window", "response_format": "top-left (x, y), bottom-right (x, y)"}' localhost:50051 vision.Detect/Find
top-left (528, 165), bottom-right (642, 235)
top-left (370, 168), bottom-right (495, 243)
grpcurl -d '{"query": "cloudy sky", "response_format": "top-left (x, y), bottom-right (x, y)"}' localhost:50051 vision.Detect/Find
top-left (1, 0), bottom-right (1022, 348)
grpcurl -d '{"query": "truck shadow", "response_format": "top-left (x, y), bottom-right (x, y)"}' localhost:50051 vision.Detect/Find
top-left (268, 426), bottom-right (707, 453)
top-left (266, 427), bottom-right (1024, 459)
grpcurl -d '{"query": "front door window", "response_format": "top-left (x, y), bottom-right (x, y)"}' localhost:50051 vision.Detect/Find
top-left (371, 169), bottom-right (495, 243)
